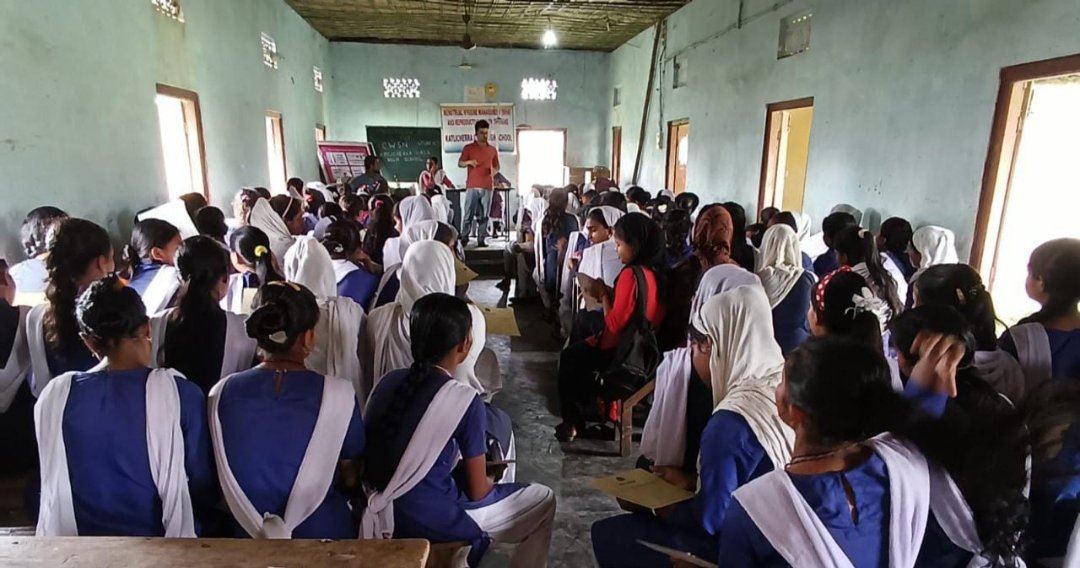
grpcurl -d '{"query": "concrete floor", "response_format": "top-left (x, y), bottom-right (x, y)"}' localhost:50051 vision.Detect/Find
top-left (470, 278), bottom-right (637, 567)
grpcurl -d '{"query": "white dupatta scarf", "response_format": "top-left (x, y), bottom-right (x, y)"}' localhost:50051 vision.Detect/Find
top-left (371, 220), bottom-right (441, 308)
top-left (36, 366), bottom-right (196, 537)
top-left (208, 373), bottom-right (355, 538)
top-left (692, 287), bottom-right (794, 469)
top-left (366, 242), bottom-right (455, 393)
top-left (0, 306), bottom-right (30, 412)
top-left (220, 273), bottom-right (250, 314)
top-left (148, 308), bottom-right (257, 380)
top-left (360, 378), bottom-right (476, 540)
top-left (140, 265), bottom-right (181, 316)
top-left (756, 224), bottom-right (806, 309)
top-left (26, 303), bottom-right (99, 397)
top-left (1009, 323), bottom-right (1053, 390)
top-left (382, 196), bottom-right (437, 269)
top-left (974, 349), bottom-right (1027, 405)
top-left (248, 198), bottom-right (296, 264)
top-left (284, 237), bottom-right (365, 393)
top-left (642, 266), bottom-right (764, 467)
top-left (911, 226), bottom-right (959, 284)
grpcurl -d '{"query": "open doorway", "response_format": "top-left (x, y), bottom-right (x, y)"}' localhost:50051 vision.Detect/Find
top-left (517, 128), bottom-right (567, 194)
top-left (265, 111), bottom-right (287, 194)
top-left (758, 98), bottom-right (814, 214)
top-left (666, 120), bottom-right (689, 194)
top-left (973, 54), bottom-right (1080, 323)
top-left (155, 84), bottom-right (208, 200)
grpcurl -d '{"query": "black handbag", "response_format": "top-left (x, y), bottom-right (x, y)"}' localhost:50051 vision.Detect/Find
top-left (597, 266), bottom-right (663, 399)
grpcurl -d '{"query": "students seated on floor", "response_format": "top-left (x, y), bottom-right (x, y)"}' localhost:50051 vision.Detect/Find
top-left (150, 236), bottom-right (257, 393)
top-left (718, 335), bottom-right (1027, 566)
top-left (124, 218), bottom-right (182, 315)
top-left (10, 206), bottom-right (68, 295)
top-left (756, 224), bottom-right (814, 356)
top-left (591, 286), bottom-right (794, 567)
top-left (999, 238), bottom-right (1080, 383)
top-left (362, 293), bottom-right (556, 567)
top-left (0, 259), bottom-right (36, 475)
top-left (36, 275), bottom-right (215, 537)
top-left (208, 281), bottom-right (365, 539)
top-left (878, 217), bottom-right (916, 282)
top-left (27, 218), bottom-right (114, 395)
top-left (914, 263), bottom-right (1026, 402)
top-left (281, 236), bottom-right (364, 396)
top-left (555, 213), bottom-right (665, 443)
top-left (640, 264), bottom-right (762, 475)
top-left (813, 211), bottom-right (858, 277)
top-left (833, 225), bottom-right (905, 321)
top-left (320, 219), bottom-right (379, 310)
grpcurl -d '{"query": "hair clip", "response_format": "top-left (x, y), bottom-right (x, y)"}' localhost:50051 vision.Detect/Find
top-left (268, 330), bottom-right (288, 344)
top-left (253, 245), bottom-right (269, 258)
top-left (955, 288), bottom-right (967, 305)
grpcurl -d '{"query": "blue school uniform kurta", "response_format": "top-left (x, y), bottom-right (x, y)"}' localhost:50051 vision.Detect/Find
top-left (216, 367), bottom-right (365, 539)
top-left (366, 368), bottom-right (527, 567)
top-left (372, 273), bottom-right (401, 310)
top-left (63, 367), bottom-right (215, 536)
top-left (718, 454), bottom-right (972, 567)
top-left (127, 261), bottom-right (166, 296)
top-left (801, 252), bottom-right (815, 274)
top-left (771, 272), bottom-right (814, 356)
top-left (814, 249), bottom-right (840, 278)
top-left (337, 268), bottom-right (380, 312)
top-left (591, 410), bottom-right (774, 568)
top-left (1031, 417), bottom-right (1080, 558)
top-left (543, 213), bottom-right (580, 293)
top-left (1000, 326), bottom-right (1080, 380)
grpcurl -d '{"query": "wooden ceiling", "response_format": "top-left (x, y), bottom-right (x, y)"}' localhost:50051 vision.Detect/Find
top-left (285, 0), bottom-right (690, 52)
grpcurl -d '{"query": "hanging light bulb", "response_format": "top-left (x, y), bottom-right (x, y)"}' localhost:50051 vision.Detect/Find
top-left (542, 28), bottom-right (558, 48)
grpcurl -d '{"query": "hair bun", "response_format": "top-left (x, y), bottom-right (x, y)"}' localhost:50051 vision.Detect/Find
top-left (246, 301), bottom-right (289, 343)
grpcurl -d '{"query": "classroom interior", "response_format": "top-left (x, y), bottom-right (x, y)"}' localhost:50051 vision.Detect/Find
top-left (2, 0), bottom-right (1080, 565)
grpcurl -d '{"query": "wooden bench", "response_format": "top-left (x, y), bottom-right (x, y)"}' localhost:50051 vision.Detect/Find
top-left (0, 536), bottom-right (430, 567)
top-left (619, 379), bottom-right (656, 457)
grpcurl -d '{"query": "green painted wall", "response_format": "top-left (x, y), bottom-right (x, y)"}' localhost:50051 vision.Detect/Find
top-left (0, 0), bottom-right (330, 259)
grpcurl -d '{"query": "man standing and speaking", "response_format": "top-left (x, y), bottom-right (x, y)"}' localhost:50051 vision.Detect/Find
top-left (458, 119), bottom-right (500, 247)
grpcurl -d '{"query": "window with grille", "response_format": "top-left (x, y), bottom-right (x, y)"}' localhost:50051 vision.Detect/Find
top-left (521, 78), bottom-right (558, 101)
top-left (152, 0), bottom-right (183, 21)
top-left (383, 78), bottom-right (421, 98)
top-left (314, 67), bottom-right (324, 92)
top-left (261, 33), bottom-right (278, 69)
top-left (778, 12), bottom-right (812, 59)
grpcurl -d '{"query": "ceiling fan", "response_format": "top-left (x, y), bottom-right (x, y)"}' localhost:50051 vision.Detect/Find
top-left (460, 12), bottom-right (477, 51)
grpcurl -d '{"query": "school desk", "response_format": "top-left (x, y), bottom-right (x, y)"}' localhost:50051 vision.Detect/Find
top-left (0, 536), bottom-right (430, 567)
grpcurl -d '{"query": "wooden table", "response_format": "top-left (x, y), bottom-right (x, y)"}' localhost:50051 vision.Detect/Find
top-left (0, 536), bottom-right (430, 567)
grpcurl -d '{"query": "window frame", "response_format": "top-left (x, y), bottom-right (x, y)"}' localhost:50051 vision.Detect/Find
top-left (155, 83), bottom-right (209, 200)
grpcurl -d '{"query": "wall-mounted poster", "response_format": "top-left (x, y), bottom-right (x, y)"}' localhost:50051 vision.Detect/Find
top-left (316, 141), bottom-right (373, 183)
top-left (440, 104), bottom-right (515, 154)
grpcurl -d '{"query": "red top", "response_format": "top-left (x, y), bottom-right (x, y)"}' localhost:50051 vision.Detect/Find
top-left (590, 266), bottom-right (664, 351)
top-left (460, 142), bottom-right (500, 190)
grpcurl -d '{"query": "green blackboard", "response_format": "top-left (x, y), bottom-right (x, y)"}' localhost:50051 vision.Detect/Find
top-left (366, 126), bottom-right (443, 183)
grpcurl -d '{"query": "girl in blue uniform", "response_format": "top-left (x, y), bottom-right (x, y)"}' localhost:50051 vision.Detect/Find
top-left (755, 224), bottom-right (813, 355)
top-left (363, 293), bottom-right (556, 567)
top-left (223, 226), bottom-right (284, 313)
top-left (719, 335), bottom-right (1027, 567)
top-left (27, 218), bottom-right (114, 395)
top-left (151, 236), bottom-right (257, 393)
top-left (209, 281), bottom-right (365, 539)
top-left (834, 226), bottom-right (904, 322)
top-left (999, 238), bottom-right (1080, 382)
top-left (321, 219), bottom-right (380, 311)
top-left (10, 206), bottom-right (67, 295)
top-left (124, 218), bottom-right (182, 314)
top-left (35, 275), bottom-right (215, 537)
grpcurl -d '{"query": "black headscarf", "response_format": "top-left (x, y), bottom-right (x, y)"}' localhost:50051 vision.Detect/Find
top-left (615, 213), bottom-right (666, 270)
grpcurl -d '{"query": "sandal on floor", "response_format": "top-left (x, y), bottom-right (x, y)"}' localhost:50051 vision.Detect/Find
top-left (554, 422), bottom-right (578, 443)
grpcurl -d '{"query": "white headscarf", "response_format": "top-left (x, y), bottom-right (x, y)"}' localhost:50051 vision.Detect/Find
top-left (399, 220), bottom-right (440, 259)
top-left (248, 198), bottom-right (295, 263)
top-left (756, 224), bottom-right (806, 308)
top-left (283, 237), bottom-right (336, 300)
top-left (137, 199), bottom-right (199, 239)
top-left (596, 205), bottom-right (625, 230)
top-left (830, 204), bottom-right (863, 225)
top-left (911, 226), bottom-right (959, 282)
top-left (794, 213), bottom-right (813, 240)
top-left (692, 265), bottom-right (763, 319)
top-left (692, 286), bottom-right (794, 469)
top-left (398, 195), bottom-right (436, 228)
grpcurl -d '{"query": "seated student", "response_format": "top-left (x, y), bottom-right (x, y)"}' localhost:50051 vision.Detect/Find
top-left (11, 206), bottom-right (68, 295)
top-left (1023, 380), bottom-right (1080, 559)
top-left (878, 217), bottom-right (916, 281)
top-left (718, 335), bottom-right (1026, 567)
top-left (497, 204), bottom-right (539, 300)
top-left (320, 220), bottom-right (379, 310)
top-left (363, 293), bottom-right (556, 567)
top-left (915, 264), bottom-right (1026, 402)
top-left (674, 192), bottom-right (700, 218)
top-left (36, 275), bottom-right (214, 537)
top-left (27, 218), bottom-right (114, 395)
top-left (834, 226), bottom-right (904, 322)
top-left (194, 206), bottom-right (228, 245)
top-left (657, 205), bottom-right (734, 352)
top-left (339, 193), bottom-right (369, 226)
top-left (999, 238), bottom-right (1080, 383)
top-left (814, 211), bottom-right (858, 277)
top-left (382, 196), bottom-right (437, 270)
top-left (124, 219), bottom-right (182, 314)
top-left (568, 206), bottom-right (626, 342)
top-left (756, 224), bottom-right (814, 355)
top-left (599, 190), bottom-right (629, 212)
top-left (150, 237), bottom-right (257, 393)
top-left (269, 194), bottom-right (307, 237)
top-left (209, 281), bottom-right (364, 539)
top-left (222, 226), bottom-right (281, 314)
top-left (247, 197), bottom-right (297, 263)
top-left (282, 237), bottom-right (364, 395)
top-left (910, 225), bottom-right (959, 287)
top-left (301, 186), bottom-right (324, 234)
top-left (625, 186), bottom-right (652, 214)
top-left (316, 202), bottom-right (343, 224)
top-left (768, 212), bottom-right (815, 273)
top-left (540, 188), bottom-right (579, 306)
top-left (0, 259), bottom-right (35, 475)
top-left (660, 208), bottom-right (693, 268)
top-left (371, 220), bottom-right (457, 310)
top-left (592, 286), bottom-right (794, 567)
top-left (555, 214), bottom-right (665, 442)
top-left (361, 194), bottom-right (398, 265)
top-left (721, 202), bottom-right (756, 272)
top-left (640, 265), bottom-right (762, 472)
